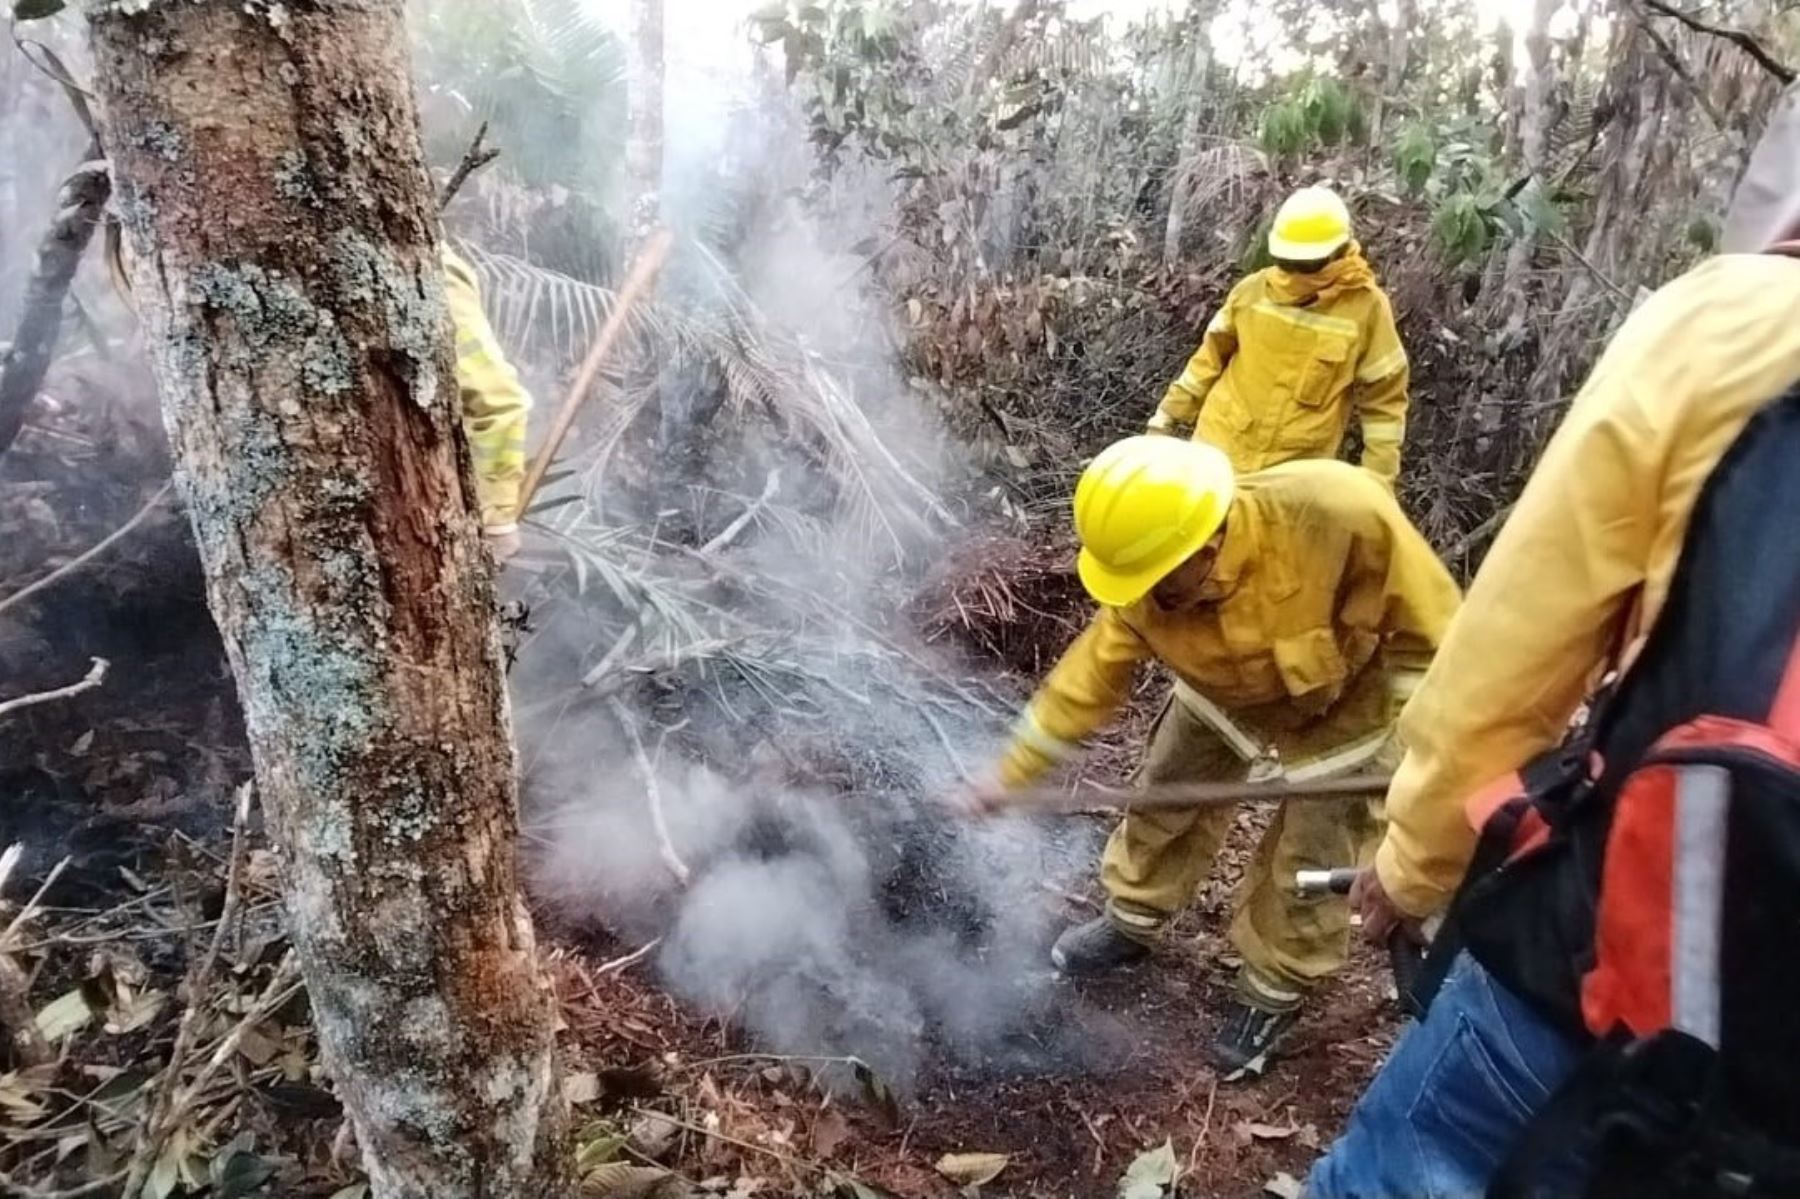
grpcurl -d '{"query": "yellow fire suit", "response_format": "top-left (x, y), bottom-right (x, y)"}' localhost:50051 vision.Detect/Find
top-left (1151, 245), bottom-right (1410, 487)
top-left (1377, 253), bottom-right (1800, 919)
top-left (1001, 460), bottom-right (1460, 1001)
top-left (442, 247), bottom-right (533, 533)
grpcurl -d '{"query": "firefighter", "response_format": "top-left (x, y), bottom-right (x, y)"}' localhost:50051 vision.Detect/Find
top-left (443, 247), bottom-right (533, 561)
top-left (1305, 88), bottom-right (1800, 1198)
top-left (962, 436), bottom-right (1460, 1078)
top-left (1150, 186), bottom-right (1411, 488)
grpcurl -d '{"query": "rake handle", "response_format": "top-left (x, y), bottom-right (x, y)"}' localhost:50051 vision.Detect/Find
top-left (991, 772), bottom-right (1393, 815)
top-left (513, 227), bottom-right (676, 523)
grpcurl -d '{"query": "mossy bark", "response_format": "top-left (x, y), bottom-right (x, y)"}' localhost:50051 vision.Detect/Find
top-left (84, 2), bottom-right (568, 1195)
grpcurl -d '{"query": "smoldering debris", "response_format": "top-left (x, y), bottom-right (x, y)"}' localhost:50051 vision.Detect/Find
top-left (526, 719), bottom-right (1127, 1093)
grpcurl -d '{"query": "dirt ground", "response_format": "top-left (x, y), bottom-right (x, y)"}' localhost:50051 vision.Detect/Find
top-left (555, 809), bottom-right (1402, 1199)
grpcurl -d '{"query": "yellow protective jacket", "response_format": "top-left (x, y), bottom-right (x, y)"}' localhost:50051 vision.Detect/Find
top-left (1377, 254), bottom-right (1800, 917)
top-left (1000, 460), bottom-right (1460, 787)
top-left (443, 247), bottom-right (533, 531)
top-left (1152, 248), bottom-right (1410, 486)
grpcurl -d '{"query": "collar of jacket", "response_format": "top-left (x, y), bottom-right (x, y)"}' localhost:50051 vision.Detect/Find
top-left (1264, 241), bottom-right (1376, 307)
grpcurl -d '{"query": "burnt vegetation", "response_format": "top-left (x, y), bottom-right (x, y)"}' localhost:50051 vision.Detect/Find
top-left (0, 0), bottom-right (1794, 1195)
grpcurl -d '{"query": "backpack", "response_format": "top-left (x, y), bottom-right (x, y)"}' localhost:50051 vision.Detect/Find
top-left (1421, 380), bottom-right (1800, 1199)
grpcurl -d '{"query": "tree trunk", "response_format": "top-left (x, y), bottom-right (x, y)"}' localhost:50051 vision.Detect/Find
top-left (1499, 0), bottom-right (1560, 335)
top-left (1162, 5), bottom-right (1215, 266)
top-left (624, 0), bottom-right (665, 249)
top-left (84, 4), bottom-right (568, 1197)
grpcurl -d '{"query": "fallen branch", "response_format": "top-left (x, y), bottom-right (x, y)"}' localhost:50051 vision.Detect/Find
top-left (121, 783), bottom-right (256, 1199)
top-left (0, 1168), bottom-right (128, 1199)
top-left (439, 119), bottom-right (500, 210)
top-left (699, 468), bottom-right (781, 556)
top-left (1637, 0), bottom-right (1796, 84)
top-left (595, 937), bottom-right (663, 977)
top-left (514, 228), bottom-right (675, 521)
top-left (0, 657), bottom-right (108, 722)
top-left (606, 698), bottom-right (691, 887)
top-left (0, 482), bottom-right (173, 619)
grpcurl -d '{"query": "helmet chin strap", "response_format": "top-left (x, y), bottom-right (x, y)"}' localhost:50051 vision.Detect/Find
top-left (1724, 85), bottom-right (1800, 253)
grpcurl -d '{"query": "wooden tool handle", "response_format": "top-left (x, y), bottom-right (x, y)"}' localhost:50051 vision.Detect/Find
top-left (513, 228), bottom-right (676, 522)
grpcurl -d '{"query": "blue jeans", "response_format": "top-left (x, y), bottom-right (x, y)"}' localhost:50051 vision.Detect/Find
top-left (1305, 953), bottom-right (1586, 1199)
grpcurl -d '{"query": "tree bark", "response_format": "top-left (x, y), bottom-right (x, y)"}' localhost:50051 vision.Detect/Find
top-left (624, 0), bottom-right (665, 250)
top-left (1499, 0), bottom-right (1560, 334)
top-left (84, 3), bottom-right (567, 1197)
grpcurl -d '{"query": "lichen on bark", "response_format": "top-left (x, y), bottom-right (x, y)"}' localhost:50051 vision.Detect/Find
top-left (84, 1), bottom-right (570, 1195)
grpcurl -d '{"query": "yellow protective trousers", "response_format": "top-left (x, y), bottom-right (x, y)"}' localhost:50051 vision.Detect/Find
top-left (1099, 676), bottom-right (1390, 1007)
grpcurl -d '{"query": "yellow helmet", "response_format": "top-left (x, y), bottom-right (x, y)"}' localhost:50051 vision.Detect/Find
top-left (1072, 436), bottom-right (1235, 607)
top-left (1268, 185), bottom-right (1351, 261)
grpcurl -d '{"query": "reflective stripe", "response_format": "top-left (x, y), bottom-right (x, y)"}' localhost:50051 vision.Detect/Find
top-left (1239, 967), bottom-right (1304, 1006)
top-left (1249, 301), bottom-right (1360, 338)
top-left (1176, 364), bottom-right (1211, 393)
top-left (1172, 681), bottom-right (1267, 762)
top-left (1011, 709), bottom-right (1079, 765)
top-left (1146, 409), bottom-right (1179, 433)
top-left (1107, 901), bottom-right (1165, 932)
top-left (1671, 765), bottom-right (1728, 1049)
top-left (1356, 346), bottom-right (1408, 382)
top-left (1283, 727), bottom-right (1393, 783)
top-left (1361, 415), bottom-right (1405, 445)
top-left (1388, 670), bottom-right (1426, 702)
top-left (1206, 308), bottom-right (1233, 335)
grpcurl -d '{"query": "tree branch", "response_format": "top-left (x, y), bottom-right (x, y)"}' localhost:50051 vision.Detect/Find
top-left (0, 482), bottom-right (173, 619)
top-left (0, 151), bottom-right (111, 459)
top-left (1637, 0), bottom-right (1796, 85)
top-left (1632, 10), bottom-right (1730, 133)
top-left (0, 658), bottom-right (109, 722)
top-left (439, 120), bottom-right (500, 210)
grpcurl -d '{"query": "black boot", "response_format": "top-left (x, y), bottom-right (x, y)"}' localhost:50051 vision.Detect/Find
top-left (1050, 917), bottom-right (1151, 975)
top-left (1210, 998), bottom-right (1301, 1081)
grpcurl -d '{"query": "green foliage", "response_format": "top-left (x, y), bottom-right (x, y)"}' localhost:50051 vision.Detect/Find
top-left (1258, 99), bottom-right (1310, 158)
top-left (1432, 192), bottom-right (1491, 268)
top-left (1258, 78), bottom-right (1365, 158)
top-left (1238, 214), bottom-right (1276, 274)
top-left (11, 0), bottom-right (63, 18)
top-left (1395, 124), bottom-right (1436, 196)
top-left (1686, 214), bottom-right (1720, 253)
top-left (1300, 77), bottom-right (1355, 147)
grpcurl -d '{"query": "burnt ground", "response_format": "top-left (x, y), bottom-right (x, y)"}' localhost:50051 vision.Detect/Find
top-left (553, 800), bottom-right (1401, 1199)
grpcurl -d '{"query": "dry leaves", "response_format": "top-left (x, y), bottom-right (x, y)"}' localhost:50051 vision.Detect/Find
top-left (935, 1151), bottom-right (1010, 1186)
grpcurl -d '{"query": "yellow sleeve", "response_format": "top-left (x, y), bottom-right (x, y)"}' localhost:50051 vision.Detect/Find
top-left (443, 247), bottom-right (533, 531)
top-left (1375, 388), bottom-right (1656, 917)
top-left (1153, 287), bottom-right (1240, 431)
top-left (1353, 292), bottom-right (1409, 487)
top-left (998, 607), bottom-right (1151, 788)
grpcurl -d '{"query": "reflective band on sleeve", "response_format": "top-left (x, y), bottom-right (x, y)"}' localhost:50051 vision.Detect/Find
top-left (1672, 765), bottom-right (1728, 1049)
top-left (1011, 710), bottom-right (1079, 764)
top-left (1172, 681), bottom-right (1267, 762)
top-left (1283, 727), bottom-right (1394, 783)
top-left (1361, 415), bottom-right (1405, 444)
top-left (1146, 410), bottom-right (1178, 432)
top-left (1387, 670), bottom-right (1426, 702)
top-left (1177, 365), bottom-right (1210, 393)
top-left (1206, 309), bottom-right (1233, 334)
top-left (1356, 347), bottom-right (1409, 383)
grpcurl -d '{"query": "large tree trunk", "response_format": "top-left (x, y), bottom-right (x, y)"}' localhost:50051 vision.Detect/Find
top-left (85, 4), bottom-right (568, 1197)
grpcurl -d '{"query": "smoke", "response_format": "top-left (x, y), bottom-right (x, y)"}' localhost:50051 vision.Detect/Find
top-left (496, 2), bottom-right (1129, 1092)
